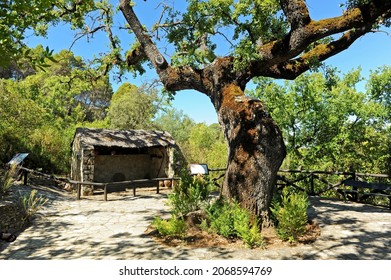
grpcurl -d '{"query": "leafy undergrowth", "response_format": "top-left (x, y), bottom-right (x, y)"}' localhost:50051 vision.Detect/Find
top-left (146, 219), bottom-right (320, 250)
top-left (148, 175), bottom-right (321, 250)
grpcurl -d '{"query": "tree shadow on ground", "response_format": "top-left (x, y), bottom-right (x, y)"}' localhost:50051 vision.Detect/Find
top-left (1, 192), bottom-right (390, 260)
top-left (0, 189), bottom-right (237, 260)
top-left (0, 212), bottom-right (236, 260)
top-left (295, 197), bottom-right (391, 260)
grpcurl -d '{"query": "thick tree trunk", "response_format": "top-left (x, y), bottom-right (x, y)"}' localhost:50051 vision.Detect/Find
top-left (214, 84), bottom-right (286, 225)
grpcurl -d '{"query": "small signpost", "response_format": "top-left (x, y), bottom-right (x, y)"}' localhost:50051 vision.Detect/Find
top-left (190, 163), bottom-right (209, 175)
top-left (7, 153), bottom-right (29, 184)
top-left (7, 153), bottom-right (29, 166)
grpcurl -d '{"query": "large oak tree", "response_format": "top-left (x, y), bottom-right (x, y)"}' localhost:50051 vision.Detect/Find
top-left (119, 0), bottom-right (391, 222)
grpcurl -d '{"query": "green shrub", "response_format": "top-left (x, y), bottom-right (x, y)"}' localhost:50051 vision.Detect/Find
top-left (152, 217), bottom-right (187, 237)
top-left (206, 199), bottom-right (264, 248)
top-left (206, 199), bottom-right (235, 237)
top-left (155, 173), bottom-right (264, 247)
top-left (167, 174), bottom-right (213, 217)
top-left (271, 188), bottom-right (309, 242)
top-left (239, 222), bottom-right (264, 248)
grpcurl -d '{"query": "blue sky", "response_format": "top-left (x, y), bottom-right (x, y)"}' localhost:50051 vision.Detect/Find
top-left (24, 0), bottom-right (391, 125)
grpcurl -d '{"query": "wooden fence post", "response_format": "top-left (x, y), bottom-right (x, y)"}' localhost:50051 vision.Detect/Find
top-left (23, 169), bottom-right (28, 185)
top-left (156, 180), bottom-right (160, 194)
top-left (104, 184), bottom-right (108, 201)
top-left (77, 183), bottom-right (81, 200)
top-left (310, 173), bottom-right (315, 196)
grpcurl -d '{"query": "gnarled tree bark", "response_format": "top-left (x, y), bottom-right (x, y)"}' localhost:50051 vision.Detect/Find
top-left (215, 83), bottom-right (286, 223)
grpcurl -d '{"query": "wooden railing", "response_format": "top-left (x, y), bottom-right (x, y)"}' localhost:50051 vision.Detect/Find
top-left (16, 166), bottom-right (391, 205)
top-left (18, 166), bottom-right (179, 201)
top-left (69, 177), bottom-right (180, 201)
top-left (276, 170), bottom-right (390, 196)
top-left (206, 167), bottom-right (390, 197)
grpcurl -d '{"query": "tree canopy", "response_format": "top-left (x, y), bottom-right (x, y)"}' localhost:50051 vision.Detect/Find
top-left (1, 1), bottom-right (390, 80)
top-left (250, 66), bottom-right (390, 174)
top-left (107, 82), bottom-right (162, 130)
top-left (0, 0), bottom-right (96, 66)
top-left (118, 0), bottom-right (391, 93)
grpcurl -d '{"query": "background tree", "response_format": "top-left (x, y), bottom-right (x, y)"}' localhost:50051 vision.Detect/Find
top-left (366, 66), bottom-right (391, 175)
top-left (154, 108), bottom-right (196, 145)
top-left (0, 46), bottom-right (112, 172)
top-left (15, 48), bottom-right (112, 127)
top-left (187, 123), bottom-right (227, 168)
top-left (155, 109), bottom-right (228, 168)
top-left (0, 0), bottom-right (95, 67)
top-left (367, 66), bottom-right (391, 120)
top-left (0, 79), bottom-right (45, 164)
top-left (154, 108), bottom-right (196, 160)
top-left (106, 82), bottom-right (162, 130)
top-left (250, 67), bottom-right (390, 174)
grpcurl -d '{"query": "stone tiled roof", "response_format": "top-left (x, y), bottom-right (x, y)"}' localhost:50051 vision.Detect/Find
top-left (73, 127), bottom-right (176, 149)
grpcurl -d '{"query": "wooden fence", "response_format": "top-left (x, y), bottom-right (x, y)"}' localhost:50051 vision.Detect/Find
top-left (276, 170), bottom-right (390, 196)
top-left (206, 168), bottom-right (389, 193)
top-left (18, 166), bottom-right (179, 201)
top-left (16, 166), bottom-right (391, 206)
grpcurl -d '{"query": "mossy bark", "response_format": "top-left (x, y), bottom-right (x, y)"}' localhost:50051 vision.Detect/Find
top-left (214, 84), bottom-right (286, 225)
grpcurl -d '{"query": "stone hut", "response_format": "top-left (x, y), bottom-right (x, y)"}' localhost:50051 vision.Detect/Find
top-left (70, 128), bottom-right (180, 185)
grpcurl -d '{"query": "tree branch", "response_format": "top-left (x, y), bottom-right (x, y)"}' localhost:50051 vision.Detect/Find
top-left (119, 0), bottom-right (390, 96)
top-left (263, 25), bottom-right (372, 80)
top-left (279, 0), bottom-right (311, 29)
top-left (58, 0), bottom-right (85, 18)
top-left (69, 26), bottom-right (105, 50)
top-left (242, 0), bottom-right (391, 83)
top-left (119, 0), bottom-right (208, 93)
top-left (119, 0), bottom-right (167, 69)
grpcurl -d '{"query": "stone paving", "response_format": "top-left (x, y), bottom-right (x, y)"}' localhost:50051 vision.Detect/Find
top-left (1, 186), bottom-right (390, 260)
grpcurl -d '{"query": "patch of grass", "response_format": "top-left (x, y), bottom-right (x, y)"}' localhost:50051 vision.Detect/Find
top-left (0, 165), bottom-right (18, 199)
top-left (19, 189), bottom-right (49, 224)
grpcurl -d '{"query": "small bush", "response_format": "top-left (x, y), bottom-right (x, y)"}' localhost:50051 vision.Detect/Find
top-left (206, 199), bottom-right (264, 248)
top-left (152, 217), bottom-right (187, 237)
top-left (154, 173), bottom-right (264, 248)
top-left (206, 199), bottom-right (236, 237)
top-left (167, 174), bottom-right (213, 217)
top-left (271, 188), bottom-right (309, 242)
top-left (239, 222), bottom-right (264, 248)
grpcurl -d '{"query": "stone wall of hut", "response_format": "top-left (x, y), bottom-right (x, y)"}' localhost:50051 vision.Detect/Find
top-left (71, 144), bottom-right (175, 184)
top-left (93, 147), bottom-right (172, 183)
